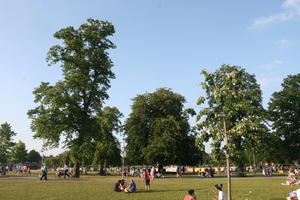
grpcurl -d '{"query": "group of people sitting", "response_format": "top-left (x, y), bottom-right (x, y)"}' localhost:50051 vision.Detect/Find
top-left (15, 165), bottom-right (31, 175)
top-left (282, 167), bottom-right (300, 199)
top-left (184, 184), bottom-right (226, 200)
top-left (114, 179), bottom-right (136, 193)
top-left (198, 167), bottom-right (215, 178)
top-left (282, 168), bottom-right (300, 186)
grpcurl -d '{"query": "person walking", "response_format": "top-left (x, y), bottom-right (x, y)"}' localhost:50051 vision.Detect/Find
top-left (63, 164), bottom-right (70, 178)
top-left (40, 164), bottom-right (48, 181)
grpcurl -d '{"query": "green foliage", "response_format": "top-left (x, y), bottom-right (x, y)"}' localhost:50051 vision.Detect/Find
top-left (9, 141), bottom-right (27, 163)
top-left (93, 107), bottom-right (123, 174)
top-left (27, 18), bottom-right (116, 177)
top-left (26, 150), bottom-right (42, 163)
top-left (44, 156), bottom-right (61, 168)
top-left (125, 88), bottom-right (201, 166)
top-left (197, 65), bottom-right (268, 170)
top-left (268, 74), bottom-right (300, 162)
top-left (0, 122), bottom-right (16, 163)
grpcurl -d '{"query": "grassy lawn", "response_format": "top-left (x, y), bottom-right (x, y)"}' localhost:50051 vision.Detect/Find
top-left (0, 176), bottom-right (298, 200)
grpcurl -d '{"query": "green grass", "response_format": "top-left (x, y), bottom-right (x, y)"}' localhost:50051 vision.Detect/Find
top-left (0, 176), bottom-right (298, 200)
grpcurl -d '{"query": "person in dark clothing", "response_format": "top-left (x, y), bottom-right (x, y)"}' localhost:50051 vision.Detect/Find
top-left (114, 180), bottom-right (122, 192)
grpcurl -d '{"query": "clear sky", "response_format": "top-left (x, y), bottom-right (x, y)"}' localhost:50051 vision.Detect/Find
top-left (0, 0), bottom-right (299, 156)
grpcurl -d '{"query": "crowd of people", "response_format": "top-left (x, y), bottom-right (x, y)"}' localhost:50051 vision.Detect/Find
top-left (122, 166), bottom-right (165, 179)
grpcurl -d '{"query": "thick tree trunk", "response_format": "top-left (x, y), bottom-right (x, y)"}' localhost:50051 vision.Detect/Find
top-left (73, 162), bottom-right (80, 178)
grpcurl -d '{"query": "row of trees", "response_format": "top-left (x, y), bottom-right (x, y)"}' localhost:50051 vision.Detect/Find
top-left (14, 18), bottom-right (298, 183)
top-left (0, 123), bottom-right (42, 163)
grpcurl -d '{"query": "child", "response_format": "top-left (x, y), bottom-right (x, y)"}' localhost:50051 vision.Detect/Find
top-left (213, 184), bottom-right (226, 200)
top-left (184, 189), bottom-right (197, 200)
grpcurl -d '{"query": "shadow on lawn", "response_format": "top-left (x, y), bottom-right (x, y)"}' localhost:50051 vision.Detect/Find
top-left (134, 188), bottom-right (190, 193)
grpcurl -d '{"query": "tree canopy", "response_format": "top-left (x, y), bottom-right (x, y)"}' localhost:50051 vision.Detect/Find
top-left (93, 106), bottom-right (123, 175)
top-left (268, 74), bottom-right (300, 162)
top-left (9, 141), bottom-right (27, 163)
top-left (125, 88), bottom-right (201, 167)
top-left (197, 65), bottom-right (267, 169)
top-left (0, 122), bottom-right (16, 163)
top-left (26, 150), bottom-right (42, 163)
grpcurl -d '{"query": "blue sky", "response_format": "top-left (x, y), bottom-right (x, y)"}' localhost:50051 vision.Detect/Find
top-left (0, 0), bottom-right (299, 155)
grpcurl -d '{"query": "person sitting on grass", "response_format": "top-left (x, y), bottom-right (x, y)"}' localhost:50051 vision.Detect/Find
top-left (114, 180), bottom-right (124, 192)
top-left (282, 173), bottom-right (299, 186)
top-left (287, 188), bottom-right (300, 200)
top-left (184, 189), bottom-right (197, 200)
top-left (213, 184), bottom-right (226, 200)
top-left (124, 179), bottom-right (136, 193)
top-left (120, 179), bottom-right (126, 191)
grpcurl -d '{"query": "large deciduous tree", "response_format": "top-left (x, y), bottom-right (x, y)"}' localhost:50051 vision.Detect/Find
top-left (268, 74), bottom-right (300, 162)
top-left (125, 88), bottom-right (201, 168)
top-left (27, 18), bottom-right (116, 177)
top-left (0, 122), bottom-right (16, 163)
top-left (196, 65), bottom-right (266, 200)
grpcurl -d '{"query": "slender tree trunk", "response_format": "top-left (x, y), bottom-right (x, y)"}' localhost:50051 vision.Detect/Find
top-left (73, 162), bottom-right (80, 178)
top-left (224, 119), bottom-right (232, 200)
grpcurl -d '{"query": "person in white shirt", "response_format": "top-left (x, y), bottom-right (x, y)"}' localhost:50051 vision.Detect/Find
top-left (63, 164), bottom-right (70, 178)
top-left (288, 188), bottom-right (300, 200)
top-left (213, 184), bottom-right (226, 200)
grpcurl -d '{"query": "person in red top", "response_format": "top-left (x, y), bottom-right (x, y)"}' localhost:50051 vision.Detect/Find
top-left (184, 189), bottom-right (197, 200)
top-left (143, 168), bottom-right (151, 192)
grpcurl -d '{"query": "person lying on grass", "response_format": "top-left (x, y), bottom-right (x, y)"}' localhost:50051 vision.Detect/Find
top-left (184, 189), bottom-right (197, 200)
top-left (282, 176), bottom-right (300, 186)
top-left (124, 179), bottom-right (136, 193)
